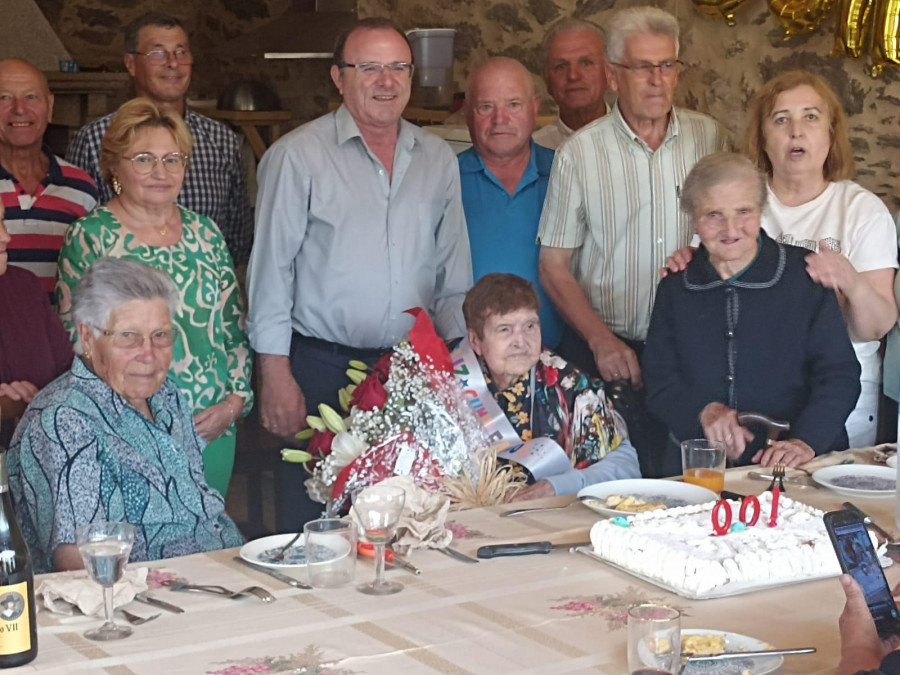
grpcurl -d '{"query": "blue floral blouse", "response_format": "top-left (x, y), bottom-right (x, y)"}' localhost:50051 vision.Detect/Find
top-left (8, 358), bottom-right (243, 573)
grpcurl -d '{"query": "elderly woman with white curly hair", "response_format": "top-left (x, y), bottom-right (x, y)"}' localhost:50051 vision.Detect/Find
top-left (8, 257), bottom-right (243, 574)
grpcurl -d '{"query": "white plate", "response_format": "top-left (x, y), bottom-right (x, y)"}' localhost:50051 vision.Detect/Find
top-left (239, 533), bottom-right (352, 569)
top-left (812, 465), bottom-right (896, 497)
top-left (887, 455), bottom-right (897, 469)
top-left (681, 629), bottom-right (782, 675)
top-left (576, 478), bottom-right (718, 518)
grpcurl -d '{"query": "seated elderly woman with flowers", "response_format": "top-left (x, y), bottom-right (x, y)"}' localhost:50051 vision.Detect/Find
top-left (463, 274), bottom-right (640, 501)
top-left (8, 258), bottom-right (243, 573)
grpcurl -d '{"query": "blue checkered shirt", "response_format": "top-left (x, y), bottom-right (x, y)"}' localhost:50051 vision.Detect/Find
top-left (66, 108), bottom-right (253, 265)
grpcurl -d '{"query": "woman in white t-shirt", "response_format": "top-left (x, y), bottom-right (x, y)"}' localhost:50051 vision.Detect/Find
top-left (744, 71), bottom-right (898, 447)
top-left (666, 71), bottom-right (897, 448)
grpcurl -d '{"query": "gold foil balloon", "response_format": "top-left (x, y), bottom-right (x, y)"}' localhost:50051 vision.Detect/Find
top-left (692, 0), bottom-right (751, 26)
top-left (831, 0), bottom-right (874, 56)
top-left (769, 0), bottom-right (837, 38)
top-left (870, 0), bottom-right (900, 75)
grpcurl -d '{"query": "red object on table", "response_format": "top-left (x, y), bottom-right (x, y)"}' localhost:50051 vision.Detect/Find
top-left (711, 499), bottom-right (732, 536)
top-left (740, 494), bottom-right (761, 526)
top-left (358, 542), bottom-right (398, 563)
top-left (768, 486), bottom-right (780, 527)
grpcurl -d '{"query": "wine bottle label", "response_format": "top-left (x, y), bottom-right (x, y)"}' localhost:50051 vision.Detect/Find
top-left (0, 581), bottom-right (30, 654)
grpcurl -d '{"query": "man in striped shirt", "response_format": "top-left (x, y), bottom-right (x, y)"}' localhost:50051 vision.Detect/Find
top-left (0, 59), bottom-right (98, 295)
top-left (66, 13), bottom-right (253, 266)
top-left (537, 7), bottom-right (729, 474)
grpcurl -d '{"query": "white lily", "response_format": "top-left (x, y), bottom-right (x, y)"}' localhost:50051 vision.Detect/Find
top-left (330, 431), bottom-right (369, 468)
top-left (540, 352), bottom-right (567, 370)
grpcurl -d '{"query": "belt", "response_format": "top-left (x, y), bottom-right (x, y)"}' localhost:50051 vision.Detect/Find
top-left (292, 333), bottom-right (391, 359)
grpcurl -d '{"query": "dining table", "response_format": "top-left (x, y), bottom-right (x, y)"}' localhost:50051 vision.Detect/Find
top-left (17, 462), bottom-right (899, 674)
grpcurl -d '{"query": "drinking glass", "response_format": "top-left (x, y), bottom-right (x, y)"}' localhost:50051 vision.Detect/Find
top-left (75, 521), bottom-right (136, 641)
top-left (627, 604), bottom-right (681, 674)
top-left (351, 485), bottom-right (406, 595)
top-left (304, 518), bottom-right (357, 588)
top-left (681, 439), bottom-right (726, 494)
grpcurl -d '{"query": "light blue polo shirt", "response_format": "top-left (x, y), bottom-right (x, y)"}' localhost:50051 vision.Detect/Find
top-left (458, 141), bottom-right (563, 348)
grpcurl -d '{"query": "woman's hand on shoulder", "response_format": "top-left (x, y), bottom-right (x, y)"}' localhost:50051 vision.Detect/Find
top-left (805, 240), bottom-right (858, 294)
top-left (699, 402), bottom-right (753, 459)
top-left (752, 438), bottom-right (814, 467)
top-left (0, 381), bottom-right (39, 403)
top-left (660, 246), bottom-right (696, 278)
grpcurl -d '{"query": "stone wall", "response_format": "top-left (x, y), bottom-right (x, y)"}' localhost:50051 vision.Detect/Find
top-left (31, 0), bottom-right (899, 210)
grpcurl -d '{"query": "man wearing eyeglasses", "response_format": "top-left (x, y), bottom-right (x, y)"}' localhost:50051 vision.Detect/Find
top-left (533, 18), bottom-right (609, 151)
top-left (537, 6), bottom-right (729, 477)
top-left (247, 18), bottom-right (471, 530)
top-left (66, 12), bottom-right (252, 266)
top-left (0, 59), bottom-right (98, 296)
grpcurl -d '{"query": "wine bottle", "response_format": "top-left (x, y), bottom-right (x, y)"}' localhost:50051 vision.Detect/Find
top-left (0, 451), bottom-right (37, 666)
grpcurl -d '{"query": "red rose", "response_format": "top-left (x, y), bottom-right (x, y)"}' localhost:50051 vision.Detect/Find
top-left (308, 429), bottom-right (335, 457)
top-left (542, 363), bottom-right (559, 387)
top-left (351, 375), bottom-right (388, 411)
top-left (372, 352), bottom-right (392, 383)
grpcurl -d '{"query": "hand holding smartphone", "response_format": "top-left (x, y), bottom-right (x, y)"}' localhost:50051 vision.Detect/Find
top-left (825, 509), bottom-right (900, 639)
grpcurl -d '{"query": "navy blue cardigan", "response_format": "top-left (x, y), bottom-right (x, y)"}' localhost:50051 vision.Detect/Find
top-left (643, 231), bottom-right (861, 473)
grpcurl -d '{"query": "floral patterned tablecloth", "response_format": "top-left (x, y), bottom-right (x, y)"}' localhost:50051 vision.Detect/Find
top-left (22, 465), bottom-right (898, 674)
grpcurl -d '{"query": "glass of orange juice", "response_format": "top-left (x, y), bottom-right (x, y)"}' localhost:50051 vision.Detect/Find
top-left (680, 439), bottom-right (726, 494)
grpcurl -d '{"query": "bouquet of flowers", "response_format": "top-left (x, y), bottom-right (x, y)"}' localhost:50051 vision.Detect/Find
top-left (283, 309), bottom-right (491, 511)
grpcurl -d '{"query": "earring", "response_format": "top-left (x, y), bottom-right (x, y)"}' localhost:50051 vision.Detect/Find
top-left (111, 175), bottom-right (122, 195)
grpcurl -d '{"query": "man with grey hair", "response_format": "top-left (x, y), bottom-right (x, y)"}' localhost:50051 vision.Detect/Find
top-left (533, 18), bottom-right (608, 150)
top-left (460, 57), bottom-right (562, 347)
top-left (537, 6), bottom-right (729, 476)
top-left (66, 12), bottom-right (253, 266)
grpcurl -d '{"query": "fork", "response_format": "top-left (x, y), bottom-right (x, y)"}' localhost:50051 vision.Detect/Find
top-left (162, 579), bottom-right (276, 603)
top-left (120, 609), bottom-right (160, 625)
top-left (766, 462), bottom-right (786, 492)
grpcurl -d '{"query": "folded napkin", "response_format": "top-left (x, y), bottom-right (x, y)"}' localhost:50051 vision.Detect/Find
top-left (800, 443), bottom-right (897, 473)
top-left (351, 476), bottom-right (453, 554)
top-left (38, 567), bottom-right (148, 617)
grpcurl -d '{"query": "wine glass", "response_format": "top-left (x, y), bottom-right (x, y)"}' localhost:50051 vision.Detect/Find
top-left (75, 521), bottom-right (136, 641)
top-left (352, 485), bottom-right (406, 595)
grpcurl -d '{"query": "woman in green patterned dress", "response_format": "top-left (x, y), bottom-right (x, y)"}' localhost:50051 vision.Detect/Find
top-left (56, 97), bottom-right (252, 497)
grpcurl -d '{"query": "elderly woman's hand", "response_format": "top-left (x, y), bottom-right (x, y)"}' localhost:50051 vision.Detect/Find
top-left (752, 438), bottom-right (814, 468)
top-left (508, 480), bottom-right (556, 502)
top-left (193, 394), bottom-right (243, 442)
top-left (699, 402), bottom-right (754, 460)
top-left (837, 574), bottom-right (900, 675)
top-left (0, 381), bottom-right (39, 403)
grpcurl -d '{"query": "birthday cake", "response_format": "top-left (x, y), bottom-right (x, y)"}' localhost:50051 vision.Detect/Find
top-left (589, 492), bottom-right (841, 597)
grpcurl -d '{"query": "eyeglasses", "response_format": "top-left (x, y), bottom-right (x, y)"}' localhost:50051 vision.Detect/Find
top-left (123, 152), bottom-right (189, 174)
top-left (337, 61), bottom-right (414, 77)
top-left (129, 48), bottom-right (194, 65)
top-left (100, 328), bottom-right (179, 350)
top-left (610, 60), bottom-right (684, 77)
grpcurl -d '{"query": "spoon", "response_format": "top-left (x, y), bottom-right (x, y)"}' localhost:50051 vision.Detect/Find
top-left (273, 532), bottom-right (302, 561)
top-left (500, 495), bottom-right (603, 518)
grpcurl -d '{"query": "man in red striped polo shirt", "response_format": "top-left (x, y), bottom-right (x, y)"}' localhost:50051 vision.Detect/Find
top-left (0, 59), bottom-right (98, 296)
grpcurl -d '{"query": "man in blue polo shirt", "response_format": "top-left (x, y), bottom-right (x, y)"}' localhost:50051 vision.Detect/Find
top-left (459, 57), bottom-right (562, 348)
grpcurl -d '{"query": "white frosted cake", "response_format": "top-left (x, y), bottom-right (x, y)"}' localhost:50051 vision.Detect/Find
top-left (589, 492), bottom-right (841, 597)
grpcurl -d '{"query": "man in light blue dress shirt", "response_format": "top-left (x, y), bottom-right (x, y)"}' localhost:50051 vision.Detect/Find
top-left (247, 18), bottom-right (472, 529)
top-left (459, 57), bottom-right (563, 349)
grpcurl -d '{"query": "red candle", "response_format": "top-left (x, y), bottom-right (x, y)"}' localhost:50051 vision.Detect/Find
top-left (768, 486), bottom-right (780, 527)
top-left (711, 499), bottom-right (732, 536)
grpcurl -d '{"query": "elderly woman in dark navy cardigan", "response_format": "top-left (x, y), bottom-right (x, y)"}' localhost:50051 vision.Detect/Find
top-left (642, 152), bottom-right (860, 476)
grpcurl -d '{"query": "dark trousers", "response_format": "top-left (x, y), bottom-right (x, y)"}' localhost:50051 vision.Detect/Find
top-left (557, 325), bottom-right (672, 478)
top-left (276, 333), bottom-right (390, 533)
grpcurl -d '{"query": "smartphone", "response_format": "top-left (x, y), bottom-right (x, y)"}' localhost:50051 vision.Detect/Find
top-left (824, 509), bottom-right (900, 638)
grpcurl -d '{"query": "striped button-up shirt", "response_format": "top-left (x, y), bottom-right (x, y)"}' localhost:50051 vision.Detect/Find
top-left (66, 109), bottom-right (253, 265)
top-left (537, 103), bottom-right (730, 341)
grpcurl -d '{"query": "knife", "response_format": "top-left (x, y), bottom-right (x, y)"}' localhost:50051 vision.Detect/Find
top-left (686, 646), bottom-right (815, 663)
top-left (843, 502), bottom-right (896, 543)
top-left (134, 591), bottom-right (184, 614)
top-left (437, 547), bottom-right (479, 564)
top-left (747, 471), bottom-right (818, 487)
top-left (476, 541), bottom-right (590, 559)
top-left (233, 556), bottom-right (312, 589)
